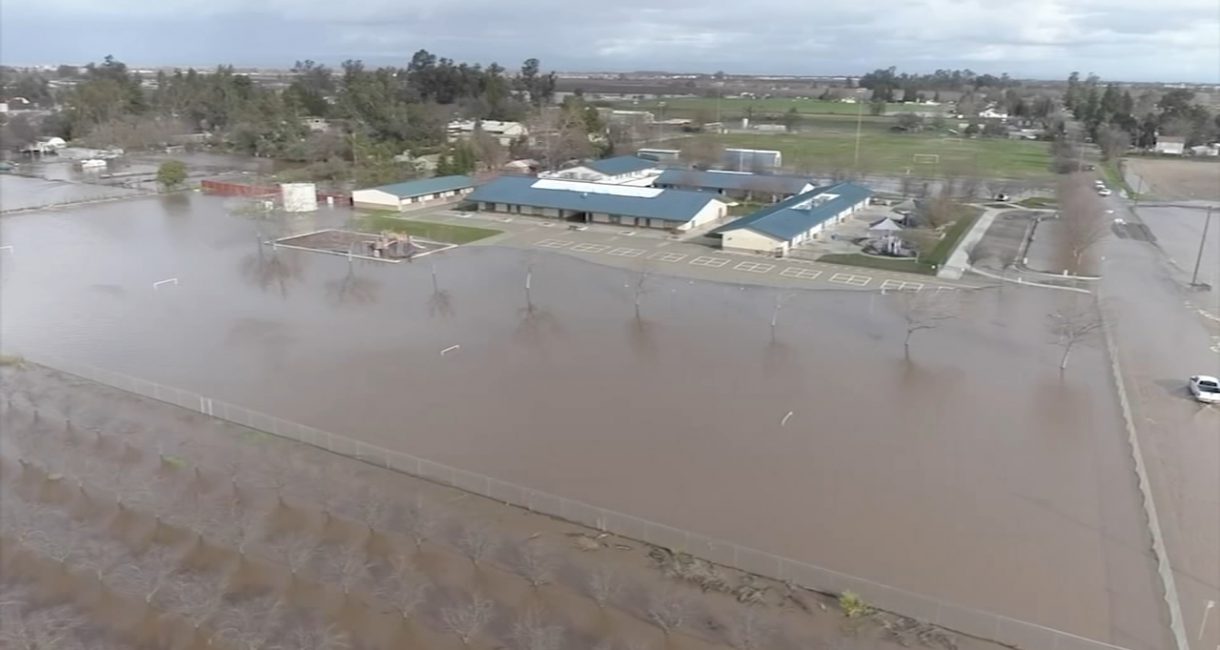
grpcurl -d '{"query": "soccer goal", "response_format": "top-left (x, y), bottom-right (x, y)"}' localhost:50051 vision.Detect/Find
top-left (912, 153), bottom-right (940, 165)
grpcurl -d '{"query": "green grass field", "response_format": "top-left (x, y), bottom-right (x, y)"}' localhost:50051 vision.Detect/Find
top-left (663, 132), bottom-right (1052, 179)
top-left (616, 97), bottom-right (942, 118)
top-left (356, 214), bottom-right (502, 244)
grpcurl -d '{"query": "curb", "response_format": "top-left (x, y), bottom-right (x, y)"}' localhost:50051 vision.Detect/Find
top-left (1097, 297), bottom-right (1191, 650)
top-left (965, 264), bottom-right (1092, 294)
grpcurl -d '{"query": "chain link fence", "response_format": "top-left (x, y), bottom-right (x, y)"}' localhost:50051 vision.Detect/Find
top-left (32, 354), bottom-right (1133, 650)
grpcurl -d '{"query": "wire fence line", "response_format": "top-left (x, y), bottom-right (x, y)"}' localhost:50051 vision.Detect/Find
top-left (31, 353), bottom-right (1133, 650)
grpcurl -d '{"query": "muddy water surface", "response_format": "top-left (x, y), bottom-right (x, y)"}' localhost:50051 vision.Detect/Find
top-left (0, 193), bottom-right (1169, 648)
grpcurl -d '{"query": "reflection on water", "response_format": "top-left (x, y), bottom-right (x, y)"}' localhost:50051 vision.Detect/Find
top-left (0, 193), bottom-right (1163, 642)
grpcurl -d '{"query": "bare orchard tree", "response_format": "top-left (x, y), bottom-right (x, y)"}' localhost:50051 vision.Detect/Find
top-left (1056, 174), bottom-right (1109, 274)
top-left (165, 572), bottom-right (227, 640)
top-left (324, 542), bottom-right (373, 601)
top-left (647, 589), bottom-right (690, 636)
top-left (1047, 298), bottom-right (1102, 372)
top-left (726, 606), bottom-right (777, 650)
top-left (208, 595), bottom-right (285, 650)
top-left (457, 523), bottom-right (500, 567)
top-left (286, 622), bottom-right (351, 650)
top-left (274, 532), bottom-right (319, 582)
top-left (515, 539), bottom-right (559, 589)
top-left (587, 565), bottom-right (623, 609)
top-left (351, 486), bottom-right (393, 539)
top-left (401, 495), bottom-right (442, 549)
top-left (378, 554), bottom-right (431, 623)
top-left (510, 604), bottom-right (564, 650)
top-left (441, 592), bottom-right (495, 646)
top-left (900, 290), bottom-right (957, 358)
top-left (0, 599), bottom-right (85, 650)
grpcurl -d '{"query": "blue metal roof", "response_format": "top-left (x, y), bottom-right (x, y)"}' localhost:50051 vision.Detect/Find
top-left (467, 176), bottom-right (719, 222)
top-left (584, 155), bottom-right (658, 176)
top-left (712, 182), bottom-right (872, 241)
top-left (370, 175), bottom-right (473, 198)
top-left (654, 169), bottom-right (813, 194)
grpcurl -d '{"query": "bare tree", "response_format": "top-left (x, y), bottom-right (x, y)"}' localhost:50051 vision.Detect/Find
top-left (165, 572), bottom-right (226, 638)
top-left (900, 291), bottom-right (956, 357)
top-left (680, 137), bottom-right (725, 169)
top-left (471, 129), bottom-right (509, 171)
top-left (0, 600), bottom-right (85, 650)
top-left (116, 544), bottom-right (182, 605)
top-left (726, 606), bottom-right (776, 650)
top-left (1048, 299), bottom-right (1102, 372)
top-left (1056, 174), bottom-right (1109, 274)
top-left (1096, 126), bottom-right (1131, 161)
top-left (324, 543), bottom-right (372, 600)
top-left (515, 539), bottom-right (559, 589)
top-left (401, 496), bottom-right (441, 549)
top-left (631, 266), bottom-right (653, 321)
top-left (441, 592), bottom-right (495, 646)
top-left (209, 595), bottom-right (284, 650)
top-left (587, 565), bottom-right (622, 609)
top-left (510, 605), bottom-right (564, 650)
top-left (378, 554), bottom-right (431, 622)
top-left (352, 486), bottom-right (393, 538)
top-left (286, 622), bottom-right (351, 650)
top-left (647, 589), bottom-right (689, 636)
top-left (457, 523), bottom-right (500, 567)
top-left (274, 533), bottom-right (319, 581)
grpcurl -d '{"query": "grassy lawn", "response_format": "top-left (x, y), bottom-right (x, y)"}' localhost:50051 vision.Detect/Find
top-left (819, 253), bottom-right (934, 275)
top-left (356, 213), bottom-right (502, 244)
top-left (615, 97), bottom-right (943, 117)
top-left (665, 133), bottom-right (1052, 179)
top-left (1016, 196), bottom-right (1057, 209)
top-left (1102, 161), bottom-right (1136, 198)
top-left (923, 208), bottom-right (983, 268)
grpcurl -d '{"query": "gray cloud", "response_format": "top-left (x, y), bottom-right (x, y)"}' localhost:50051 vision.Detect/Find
top-left (2, 0), bottom-right (1217, 81)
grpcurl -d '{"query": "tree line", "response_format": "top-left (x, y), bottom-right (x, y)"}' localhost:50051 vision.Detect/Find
top-left (1063, 72), bottom-right (1220, 157)
top-left (0, 53), bottom-right (566, 186)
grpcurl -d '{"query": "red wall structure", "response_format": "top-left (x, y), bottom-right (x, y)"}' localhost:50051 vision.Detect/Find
top-left (201, 179), bottom-right (351, 205)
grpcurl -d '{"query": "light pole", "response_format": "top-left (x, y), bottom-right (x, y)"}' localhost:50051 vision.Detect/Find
top-left (1200, 600), bottom-right (1215, 643)
top-left (853, 92), bottom-right (864, 171)
top-left (1190, 206), bottom-right (1213, 287)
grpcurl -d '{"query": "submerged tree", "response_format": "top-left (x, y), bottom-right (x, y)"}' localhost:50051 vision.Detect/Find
top-left (1047, 299), bottom-right (1102, 372)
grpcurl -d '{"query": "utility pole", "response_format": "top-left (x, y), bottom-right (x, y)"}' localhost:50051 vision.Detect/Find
top-left (853, 93), bottom-right (864, 170)
top-left (1190, 206), bottom-right (1213, 287)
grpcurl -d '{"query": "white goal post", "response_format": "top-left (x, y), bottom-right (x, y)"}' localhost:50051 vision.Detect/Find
top-left (912, 153), bottom-right (940, 165)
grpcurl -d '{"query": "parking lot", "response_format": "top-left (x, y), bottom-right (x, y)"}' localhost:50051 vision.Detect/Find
top-left (407, 205), bottom-right (984, 292)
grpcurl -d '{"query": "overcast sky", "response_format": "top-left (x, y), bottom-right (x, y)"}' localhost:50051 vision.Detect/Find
top-left (2, 0), bottom-right (1218, 82)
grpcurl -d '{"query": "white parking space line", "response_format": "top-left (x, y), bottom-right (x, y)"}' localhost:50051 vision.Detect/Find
top-left (689, 256), bottom-right (731, 268)
top-left (534, 239), bottom-right (571, 248)
top-left (734, 261), bottom-right (775, 274)
top-left (880, 279), bottom-right (924, 292)
top-left (607, 247), bottom-right (646, 257)
top-left (780, 267), bottom-right (822, 280)
top-left (650, 252), bottom-right (687, 263)
top-left (829, 272), bottom-right (872, 287)
top-left (570, 243), bottom-right (611, 253)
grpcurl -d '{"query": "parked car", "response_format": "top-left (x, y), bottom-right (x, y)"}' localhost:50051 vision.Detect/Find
top-left (1097, 188), bottom-right (1112, 197)
top-left (1188, 375), bottom-right (1220, 403)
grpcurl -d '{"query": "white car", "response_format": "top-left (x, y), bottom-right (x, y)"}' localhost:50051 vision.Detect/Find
top-left (1188, 375), bottom-right (1220, 403)
top-left (1094, 180), bottom-right (1106, 188)
top-left (1097, 188), bottom-right (1112, 197)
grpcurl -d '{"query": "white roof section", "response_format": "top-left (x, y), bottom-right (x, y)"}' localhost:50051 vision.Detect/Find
top-left (531, 178), bottom-right (664, 197)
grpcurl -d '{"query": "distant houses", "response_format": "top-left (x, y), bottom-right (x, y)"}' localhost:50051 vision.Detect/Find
top-left (1153, 136), bottom-right (1186, 155)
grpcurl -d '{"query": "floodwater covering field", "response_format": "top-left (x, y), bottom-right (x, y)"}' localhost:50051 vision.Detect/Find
top-left (0, 192), bottom-right (1170, 648)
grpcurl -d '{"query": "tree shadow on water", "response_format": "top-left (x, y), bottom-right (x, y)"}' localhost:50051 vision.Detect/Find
top-left (325, 265), bottom-right (380, 306)
top-left (240, 247), bottom-right (302, 298)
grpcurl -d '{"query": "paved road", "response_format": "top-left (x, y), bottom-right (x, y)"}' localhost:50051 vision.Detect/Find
top-left (1102, 194), bottom-right (1220, 650)
top-left (424, 207), bottom-right (984, 293)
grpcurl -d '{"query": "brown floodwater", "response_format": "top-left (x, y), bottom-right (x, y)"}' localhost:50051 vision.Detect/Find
top-left (0, 193), bottom-right (1170, 648)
